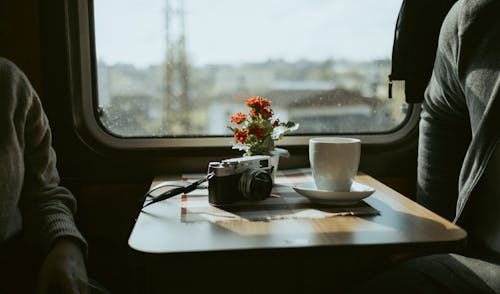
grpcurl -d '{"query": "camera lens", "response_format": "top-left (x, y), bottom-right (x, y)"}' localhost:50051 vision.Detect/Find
top-left (239, 169), bottom-right (273, 200)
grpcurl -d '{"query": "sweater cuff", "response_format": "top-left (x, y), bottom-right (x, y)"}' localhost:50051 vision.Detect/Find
top-left (42, 215), bottom-right (88, 258)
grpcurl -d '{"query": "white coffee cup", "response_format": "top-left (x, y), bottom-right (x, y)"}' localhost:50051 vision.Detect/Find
top-left (309, 137), bottom-right (361, 191)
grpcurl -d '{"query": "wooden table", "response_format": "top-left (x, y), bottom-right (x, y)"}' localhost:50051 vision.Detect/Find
top-left (128, 169), bottom-right (466, 293)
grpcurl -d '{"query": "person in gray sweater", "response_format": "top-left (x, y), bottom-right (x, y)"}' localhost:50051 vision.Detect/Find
top-left (0, 57), bottom-right (88, 293)
top-left (356, 0), bottom-right (500, 292)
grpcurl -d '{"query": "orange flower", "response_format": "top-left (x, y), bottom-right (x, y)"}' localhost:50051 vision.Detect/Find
top-left (228, 95), bottom-right (297, 155)
top-left (248, 124), bottom-right (264, 139)
top-left (261, 108), bottom-right (273, 118)
top-left (230, 112), bottom-right (247, 124)
top-left (233, 129), bottom-right (247, 143)
top-left (246, 96), bottom-right (271, 109)
top-left (249, 108), bottom-right (273, 118)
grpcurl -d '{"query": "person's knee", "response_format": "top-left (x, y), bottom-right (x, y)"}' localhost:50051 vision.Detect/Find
top-left (353, 254), bottom-right (498, 293)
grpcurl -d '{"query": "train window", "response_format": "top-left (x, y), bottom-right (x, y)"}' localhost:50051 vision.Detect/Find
top-left (91, 0), bottom-right (409, 144)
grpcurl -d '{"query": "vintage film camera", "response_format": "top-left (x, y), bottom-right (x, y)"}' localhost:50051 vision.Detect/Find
top-left (207, 155), bottom-right (274, 206)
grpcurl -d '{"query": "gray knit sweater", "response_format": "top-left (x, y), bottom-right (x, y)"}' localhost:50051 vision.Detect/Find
top-left (0, 57), bottom-right (86, 254)
top-left (417, 0), bottom-right (500, 259)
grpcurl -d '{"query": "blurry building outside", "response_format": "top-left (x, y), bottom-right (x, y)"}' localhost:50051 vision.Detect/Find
top-left (94, 0), bottom-right (407, 137)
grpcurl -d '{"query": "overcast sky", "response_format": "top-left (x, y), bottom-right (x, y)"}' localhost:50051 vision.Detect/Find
top-left (93, 0), bottom-right (402, 67)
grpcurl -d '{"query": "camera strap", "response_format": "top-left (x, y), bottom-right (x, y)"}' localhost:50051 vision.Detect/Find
top-left (142, 172), bottom-right (214, 208)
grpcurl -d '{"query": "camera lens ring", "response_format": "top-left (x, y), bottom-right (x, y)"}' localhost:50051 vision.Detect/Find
top-left (239, 169), bottom-right (273, 200)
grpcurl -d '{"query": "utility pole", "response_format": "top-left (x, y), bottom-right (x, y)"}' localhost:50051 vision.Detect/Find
top-left (163, 0), bottom-right (189, 134)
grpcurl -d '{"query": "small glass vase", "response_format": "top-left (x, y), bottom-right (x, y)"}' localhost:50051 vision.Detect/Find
top-left (269, 148), bottom-right (289, 182)
top-left (242, 148), bottom-right (289, 183)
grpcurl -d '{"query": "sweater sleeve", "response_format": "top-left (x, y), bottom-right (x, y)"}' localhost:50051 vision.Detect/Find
top-left (19, 74), bottom-right (87, 255)
top-left (417, 0), bottom-right (500, 223)
top-left (416, 1), bottom-right (470, 221)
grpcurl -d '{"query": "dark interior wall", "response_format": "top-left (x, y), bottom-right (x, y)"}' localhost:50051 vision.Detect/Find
top-left (0, 0), bottom-right (42, 91)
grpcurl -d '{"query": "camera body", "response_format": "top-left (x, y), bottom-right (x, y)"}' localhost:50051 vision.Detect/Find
top-left (208, 155), bottom-right (274, 206)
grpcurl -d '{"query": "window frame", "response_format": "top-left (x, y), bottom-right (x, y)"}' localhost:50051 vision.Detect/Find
top-left (69, 0), bottom-right (420, 154)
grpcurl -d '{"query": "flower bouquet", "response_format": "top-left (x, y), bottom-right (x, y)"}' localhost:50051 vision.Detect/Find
top-left (228, 96), bottom-right (298, 157)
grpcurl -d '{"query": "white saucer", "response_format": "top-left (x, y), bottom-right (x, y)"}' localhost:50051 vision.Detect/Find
top-left (293, 181), bottom-right (375, 205)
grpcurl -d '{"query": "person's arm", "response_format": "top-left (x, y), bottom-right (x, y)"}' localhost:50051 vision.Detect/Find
top-left (20, 86), bottom-right (87, 254)
top-left (417, 2), bottom-right (470, 221)
top-left (418, 0), bottom-right (500, 223)
top-left (16, 68), bottom-right (88, 293)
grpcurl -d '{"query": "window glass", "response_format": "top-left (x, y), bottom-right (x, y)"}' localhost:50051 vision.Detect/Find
top-left (93, 0), bottom-right (406, 137)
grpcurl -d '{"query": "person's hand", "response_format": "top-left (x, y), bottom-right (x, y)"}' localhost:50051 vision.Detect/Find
top-left (36, 238), bottom-right (88, 294)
